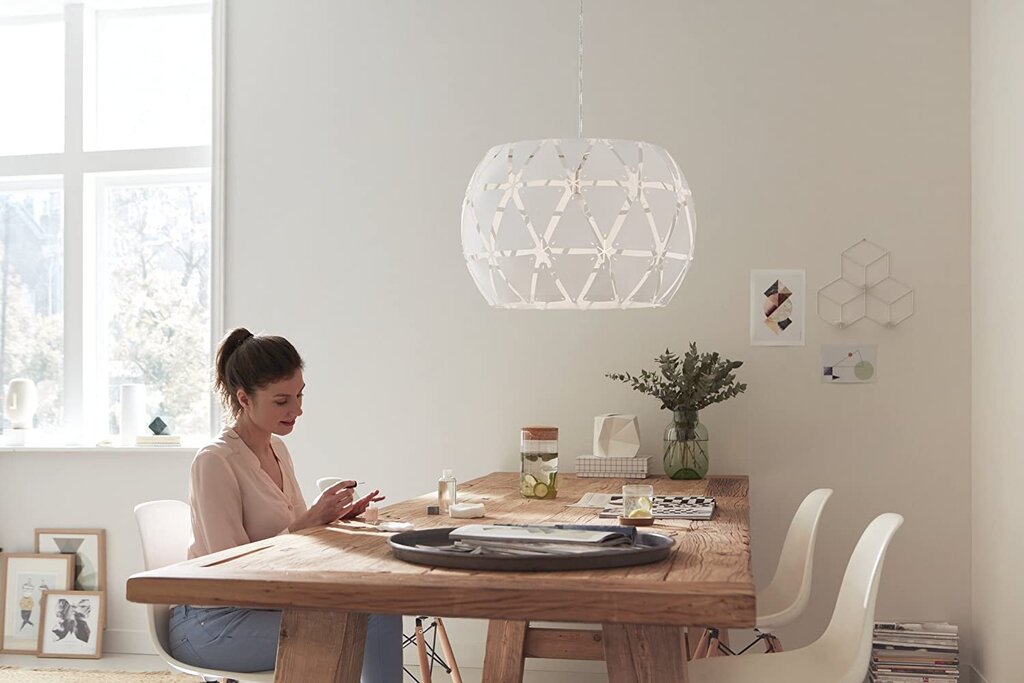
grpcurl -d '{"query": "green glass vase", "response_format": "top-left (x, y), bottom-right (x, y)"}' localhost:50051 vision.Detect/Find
top-left (663, 410), bottom-right (709, 480)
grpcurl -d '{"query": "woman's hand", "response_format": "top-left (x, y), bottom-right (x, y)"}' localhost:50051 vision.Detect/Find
top-left (290, 479), bottom-right (357, 531)
top-left (339, 489), bottom-right (386, 520)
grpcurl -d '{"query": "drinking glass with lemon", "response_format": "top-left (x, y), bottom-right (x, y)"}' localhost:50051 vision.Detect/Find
top-left (622, 484), bottom-right (654, 519)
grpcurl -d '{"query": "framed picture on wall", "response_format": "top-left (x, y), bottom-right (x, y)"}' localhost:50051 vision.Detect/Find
top-left (35, 529), bottom-right (106, 627)
top-left (0, 553), bottom-right (74, 653)
top-left (750, 269), bottom-right (806, 346)
top-left (37, 590), bottom-right (104, 659)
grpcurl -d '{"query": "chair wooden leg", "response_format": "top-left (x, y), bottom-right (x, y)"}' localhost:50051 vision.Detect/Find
top-left (707, 631), bottom-right (722, 657)
top-left (434, 618), bottom-right (463, 683)
top-left (691, 628), bottom-right (711, 659)
top-left (415, 619), bottom-right (433, 683)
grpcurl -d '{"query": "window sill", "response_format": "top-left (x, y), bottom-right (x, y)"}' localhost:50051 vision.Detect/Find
top-left (0, 445), bottom-right (197, 454)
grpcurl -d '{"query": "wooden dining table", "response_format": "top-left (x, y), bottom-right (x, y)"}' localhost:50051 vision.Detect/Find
top-left (126, 472), bottom-right (754, 683)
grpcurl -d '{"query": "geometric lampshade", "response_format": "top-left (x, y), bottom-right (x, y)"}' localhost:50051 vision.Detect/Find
top-left (461, 137), bottom-right (695, 309)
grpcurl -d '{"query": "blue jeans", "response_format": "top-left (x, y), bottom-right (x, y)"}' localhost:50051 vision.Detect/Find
top-left (169, 605), bottom-right (403, 681)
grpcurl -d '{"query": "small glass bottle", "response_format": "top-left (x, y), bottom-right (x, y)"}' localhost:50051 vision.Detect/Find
top-left (520, 426), bottom-right (558, 499)
top-left (438, 469), bottom-right (457, 513)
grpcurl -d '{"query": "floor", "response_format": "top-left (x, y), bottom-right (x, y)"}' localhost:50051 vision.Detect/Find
top-left (0, 652), bottom-right (608, 682)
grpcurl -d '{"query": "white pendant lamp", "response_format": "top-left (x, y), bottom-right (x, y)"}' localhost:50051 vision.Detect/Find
top-left (461, 2), bottom-right (695, 310)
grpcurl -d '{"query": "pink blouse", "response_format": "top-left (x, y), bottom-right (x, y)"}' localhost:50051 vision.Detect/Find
top-left (187, 428), bottom-right (308, 559)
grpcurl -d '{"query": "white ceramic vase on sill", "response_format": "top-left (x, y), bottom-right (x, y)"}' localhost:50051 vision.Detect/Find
top-left (120, 383), bottom-right (147, 446)
top-left (5, 378), bottom-right (38, 429)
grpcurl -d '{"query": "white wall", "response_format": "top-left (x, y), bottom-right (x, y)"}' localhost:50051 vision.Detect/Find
top-left (971, 1), bottom-right (1024, 682)
top-left (0, 0), bottom-right (971, 674)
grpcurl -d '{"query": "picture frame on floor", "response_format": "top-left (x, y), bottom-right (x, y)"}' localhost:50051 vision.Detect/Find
top-left (35, 529), bottom-right (106, 627)
top-left (34, 529), bottom-right (106, 593)
top-left (36, 590), bottom-right (104, 659)
top-left (0, 553), bottom-right (74, 654)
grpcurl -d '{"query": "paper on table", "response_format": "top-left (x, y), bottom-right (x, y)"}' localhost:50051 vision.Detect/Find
top-left (567, 492), bottom-right (616, 508)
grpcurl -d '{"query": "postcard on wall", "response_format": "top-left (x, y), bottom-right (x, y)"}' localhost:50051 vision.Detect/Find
top-left (750, 269), bottom-right (805, 346)
top-left (822, 345), bottom-right (877, 383)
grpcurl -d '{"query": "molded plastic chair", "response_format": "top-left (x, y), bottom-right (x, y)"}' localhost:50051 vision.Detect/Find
top-left (694, 488), bottom-right (833, 657)
top-left (757, 488), bottom-right (834, 640)
top-left (134, 500), bottom-right (275, 683)
top-left (688, 512), bottom-right (904, 683)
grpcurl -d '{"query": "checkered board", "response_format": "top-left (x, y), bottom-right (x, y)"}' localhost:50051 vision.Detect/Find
top-left (599, 495), bottom-right (716, 520)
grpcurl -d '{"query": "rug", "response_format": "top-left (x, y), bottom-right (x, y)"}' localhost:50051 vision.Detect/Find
top-left (0, 666), bottom-right (195, 682)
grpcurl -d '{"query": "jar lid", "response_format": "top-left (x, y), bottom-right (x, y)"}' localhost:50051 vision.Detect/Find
top-left (521, 426), bottom-right (558, 440)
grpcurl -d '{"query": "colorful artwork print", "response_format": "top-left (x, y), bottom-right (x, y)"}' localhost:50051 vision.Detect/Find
top-left (822, 345), bottom-right (877, 383)
top-left (0, 554), bottom-right (73, 653)
top-left (763, 279), bottom-right (795, 334)
top-left (37, 590), bottom-right (103, 658)
top-left (750, 270), bottom-right (805, 346)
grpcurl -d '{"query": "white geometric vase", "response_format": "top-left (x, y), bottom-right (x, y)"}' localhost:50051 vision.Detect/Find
top-left (4, 378), bottom-right (38, 429)
top-left (462, 138), bottom-right (695, 309)
top-left (593, 413), bottom-right (641, 458)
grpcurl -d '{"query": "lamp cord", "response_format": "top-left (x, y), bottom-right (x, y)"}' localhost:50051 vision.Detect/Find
top-left (578, 0), bottom-right (584, 138)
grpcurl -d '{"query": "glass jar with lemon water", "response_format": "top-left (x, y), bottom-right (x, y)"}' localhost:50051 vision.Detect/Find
top-left (520, 426), bottom-right (558, 499)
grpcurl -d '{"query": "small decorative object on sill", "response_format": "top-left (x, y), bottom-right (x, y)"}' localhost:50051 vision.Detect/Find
top-left (137, 414), bottom-right (180, 444)
top-left (521, 426), bottom-right (558, 499)
top-left (148, 417), bottom-right (169, 435)
top-left (118, 383), bottom-right (146, 447)
top-left (593, 414), bottom-right (640, 458)
top-left (4, 378), bottom-right (38, 446)
top-left (426, 505), bottom-right (440, 516)
top-left (575, 455), bottom-right (650, 478)
top-left (608, 343), bottom-right (746, 480)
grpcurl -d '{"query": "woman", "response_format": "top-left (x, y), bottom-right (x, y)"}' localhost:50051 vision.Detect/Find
top-left (169, 328), bottom-right (403, 680)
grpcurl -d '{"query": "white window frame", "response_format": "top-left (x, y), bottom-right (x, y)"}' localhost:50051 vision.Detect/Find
top-left (0, 0), bottom-right (225, 444)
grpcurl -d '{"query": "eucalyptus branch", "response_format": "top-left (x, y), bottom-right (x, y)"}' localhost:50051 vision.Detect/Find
top-left (607, 343), bottom-right (747, 416)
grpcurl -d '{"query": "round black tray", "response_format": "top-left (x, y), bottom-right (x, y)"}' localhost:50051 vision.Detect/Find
top-left (387, 527), bottom-right (675, 572)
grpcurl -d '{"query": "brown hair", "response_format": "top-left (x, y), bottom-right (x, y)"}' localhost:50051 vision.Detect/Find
top-left (214, 327), bottom-right (304, 419)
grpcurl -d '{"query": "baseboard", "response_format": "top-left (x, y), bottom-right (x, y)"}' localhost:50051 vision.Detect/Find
top-left (103, 629), bottom-right (156, 656)
top-left (970, 664), bottom-right (991, 683)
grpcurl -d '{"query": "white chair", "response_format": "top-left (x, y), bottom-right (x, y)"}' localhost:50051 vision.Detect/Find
top-left (693, 488), bottom-right (833, 657)
top-left (134, 500), bottom-right (275, 683)
top-left (688, 512), bottom-right (904, 683)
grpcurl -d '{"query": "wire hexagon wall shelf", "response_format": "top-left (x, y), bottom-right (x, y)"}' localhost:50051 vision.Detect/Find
top-left (817, 239), bottom-right (915, 328)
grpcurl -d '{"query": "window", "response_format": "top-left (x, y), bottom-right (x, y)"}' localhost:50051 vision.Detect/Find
top-left (0, 0), bottom-right (217, 444)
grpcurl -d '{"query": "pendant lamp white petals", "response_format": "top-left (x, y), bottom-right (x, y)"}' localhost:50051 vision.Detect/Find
top-left (461, 138), bottom-right (695, 309)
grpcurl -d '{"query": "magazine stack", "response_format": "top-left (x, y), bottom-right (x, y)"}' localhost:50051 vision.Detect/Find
top-left (871, 622), bottom-right (959, 683)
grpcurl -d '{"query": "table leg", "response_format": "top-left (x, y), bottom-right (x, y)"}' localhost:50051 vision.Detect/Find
top-left (481, 619), bottom-right (528, 683)
top-left (602, 624), bottom-right (689, 683)
top-left (274, 608), bottom-right (368, 683)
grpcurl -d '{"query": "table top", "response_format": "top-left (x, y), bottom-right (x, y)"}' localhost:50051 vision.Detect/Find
top-left (127, 472), bottom-right (755, 627)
